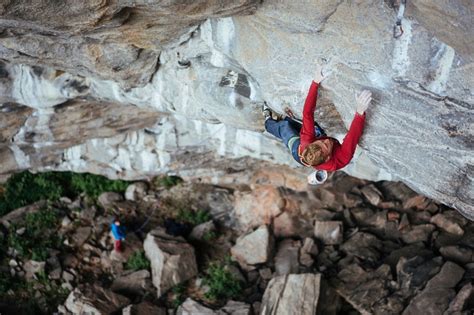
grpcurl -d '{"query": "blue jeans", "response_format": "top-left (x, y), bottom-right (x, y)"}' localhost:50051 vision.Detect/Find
top-left (265, 117), bottom-right (325, 164)
top-left (265, 117), bottom-right (301, 147)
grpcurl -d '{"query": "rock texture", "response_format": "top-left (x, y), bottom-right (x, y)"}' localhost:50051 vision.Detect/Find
top-left (231, 225), bottom-right (274, 267)
top-left (64, 285), bottom-right (130, 315)
top-left (0, 1), bottom-right (473, 219)
top-left (260, 274), bottom-right (323, 315)
top-left (143, 228), bottom-right (198, 297)
top-left (402, 261), bottom-right (465, 315)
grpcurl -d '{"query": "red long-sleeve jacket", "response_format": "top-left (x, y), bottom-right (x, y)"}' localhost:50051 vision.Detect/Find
top-left (299, 81), bottom-right (366, 171)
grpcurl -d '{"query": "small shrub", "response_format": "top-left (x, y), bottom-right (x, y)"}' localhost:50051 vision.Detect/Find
top-left (202, 231), bottom-right (218, 242)
top-left (70, 173), bottom-right (129, 199)
top-left (171, 284), bottom-right (186, 308)
top-left (34, 271), bottom-right (70, 313)
top-left (153, 175), bottom-right (183, 189)
top-left (0, 270), bottom-right (23, 295)
top-left (177, 209), bottom-right (210, 226)
top-left (203, 262), bottom-right (242, 301)
top-left (8, 208), bottom-right (62, 260)
top-left (0, 171), bottom-right (130, 216)
top-left (125, 251), bottom-right (151, 271)
top-left (0, 171), bottom-right (71, 216)
top-left (0, 270), bottom-right (69, 314)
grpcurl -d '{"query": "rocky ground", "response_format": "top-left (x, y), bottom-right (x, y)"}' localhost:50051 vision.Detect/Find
top-left (0, 172), bottom-right (473, 315)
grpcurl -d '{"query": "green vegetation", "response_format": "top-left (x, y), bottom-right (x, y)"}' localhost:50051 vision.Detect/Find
top-left (153, 175), bottom-right (183, 189)
top-left (170, 283), bottom-right (187, 308)
top-left (0, 269), bottom-right (69, 315)
top-left (203, 261), bottom-right (242, 301)
top-left (70, 173), bottom-right (129, 199)
top-left (0, 171), bottom-right (130, 216)
top-left (0, 172), bottom-right (70, 216)
top-left (34, 271), bottom-right (70, 314)
top-left (203, 231), bottom-right (218, 242)
top-left (125, 250), bottom-right (151, 271)
top-left (7, 208), bottom-right (62, 260)
top-left (177, 208), bottom-right (211, 226)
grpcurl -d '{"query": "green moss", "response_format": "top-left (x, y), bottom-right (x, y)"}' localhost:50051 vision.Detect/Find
top-left (202, 231), bottom-right (218, 242)
top-left (203, 261), bottom-right (242, 301)
top-left (70, 173), bottom-right (128, 199)
top-left (153, 175), bottom-right (183, 189)
top-left (170, 284), bottom-right (187, 308)
top-left (0, 269), bottom-right (69, 315)
top-left (0, 171), bottom-right (130, 216)
top-left (125, 251), bottom-right (151, 271)
top-left (0, 171), bottom-right (72, 216)
top-left (176, 209), bottom-right (210, 226)
top-left (7, 208), bottom-right (62, 260)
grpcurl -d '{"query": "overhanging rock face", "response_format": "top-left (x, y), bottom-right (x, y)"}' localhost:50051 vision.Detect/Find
top-left (0, 1), bottom-right (472, 219)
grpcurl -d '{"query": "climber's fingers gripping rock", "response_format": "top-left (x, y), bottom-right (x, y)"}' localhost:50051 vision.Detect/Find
top-left (313, 64), bottom-right (325, 84)
top-left (356, 90), bottom-right (372, 115)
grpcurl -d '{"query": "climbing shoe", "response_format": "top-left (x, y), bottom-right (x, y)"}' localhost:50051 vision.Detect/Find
top-left (262, 102), bottom-right (272, 121)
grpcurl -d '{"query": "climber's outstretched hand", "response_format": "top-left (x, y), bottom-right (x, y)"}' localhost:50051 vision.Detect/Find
top-left (356, 90), bottom-right (372, 115)
top-left (313, 64), bottom-right (326, 84)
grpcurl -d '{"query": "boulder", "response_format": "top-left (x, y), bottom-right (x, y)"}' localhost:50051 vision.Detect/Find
top-left (23, 260), bottom-right (46, 280)
top-left (0, 201), bottom-right (46, 228)
top-left (439, 245), bottom-right (474, 265)
top-left (122, 302), bottom-right (166, 315)
top-left (98, 192), bottom-right (124, 209)
top-left (314, 221), bottom-right (343, 245)
top-left (177, 298), bottom-right (216, 315)
top-left (231, 225), bottom-right (273, 267)
top-left (444, 282), bottom-right (473, 314)
top-left (70, 226), bottom-right (92, 247)
top-left (111, 270), bottom-right (153, 296)
top-left (274, 239), bottom-right (301, 276)
top-left (384, 242), bottom-right (432, 270)
top-left (396, 256), bottom-right (443, 293)
top-left (144, 228), bottom-right (198, 297)
top-left (189, 220), bottom-right (216, 241)
top-left (299, 237), bottom-right (319, 267)
top-left (217, 301), bottom-right (251, 315)
top-left (360, 184), bottom-right (383, 206)
top-left (64, 285), bottom-right (130, 315)
top-left (431, 213), bottom-right (464, 236)
top-left (340, 232), bottom-right (382, 262)
top-left (261, 274), bottom-right (324, 315)
top-left (402, 262), bottom-right (465, 315)
top-left (233, 185), bottom-right (284, 231)
top-left (401, 224), bottom-right (436, 244)
top-left (125, 182), bottom-right (148, 201)
top-left (273, 211), bottom-right (313, 238)
top-left (333, 264), bottom-right (392, 314)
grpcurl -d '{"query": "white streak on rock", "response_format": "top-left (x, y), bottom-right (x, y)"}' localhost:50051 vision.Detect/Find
top-left (392, 20), bottom-right (413, 77)
top-left (427, 43), bottom-right (455, 95)
top-left (9, 145), bottom-right (30, 169)
top-left (11, 65), bottom-right (68, 108)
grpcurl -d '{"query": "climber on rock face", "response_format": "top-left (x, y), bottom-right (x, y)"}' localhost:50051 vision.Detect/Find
top-left (263, 64), bottom-right (372, 176)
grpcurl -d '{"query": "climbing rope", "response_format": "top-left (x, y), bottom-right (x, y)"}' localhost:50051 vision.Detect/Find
top-left (393, 0), bottom-right (407, 39)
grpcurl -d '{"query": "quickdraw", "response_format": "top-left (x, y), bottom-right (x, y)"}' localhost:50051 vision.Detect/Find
top-left (393, 0), bottom-right (407, 39)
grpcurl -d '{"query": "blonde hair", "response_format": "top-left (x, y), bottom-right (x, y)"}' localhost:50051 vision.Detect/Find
top-left (301, 142), bottom-right (327, 166)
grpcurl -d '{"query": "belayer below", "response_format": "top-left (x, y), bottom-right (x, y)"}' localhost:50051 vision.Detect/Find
top-left (263, 64), bottom-right (372, 177)
top-left (111, 219), bottom-right (126, 252)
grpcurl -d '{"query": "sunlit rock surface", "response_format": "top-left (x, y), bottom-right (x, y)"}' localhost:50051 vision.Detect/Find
top-left (0, 1), bottom-right (472, 219)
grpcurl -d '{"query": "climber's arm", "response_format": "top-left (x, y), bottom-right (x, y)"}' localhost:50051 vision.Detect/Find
top-left (331, 90), bottom-right (372, 169)
top-left (331, 113), bottom-right (366, 169)
top-left (300, 65), bottom-right (326, 147)
top-left (300, 81), bottom-right (319, 146)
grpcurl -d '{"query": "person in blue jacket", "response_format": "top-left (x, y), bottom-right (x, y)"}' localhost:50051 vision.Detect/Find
top-left (111, 219), bottom-right (126, 252)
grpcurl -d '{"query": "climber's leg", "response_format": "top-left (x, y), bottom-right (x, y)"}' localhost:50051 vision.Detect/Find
top-left (265, 118), bottom-right (299, 147)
